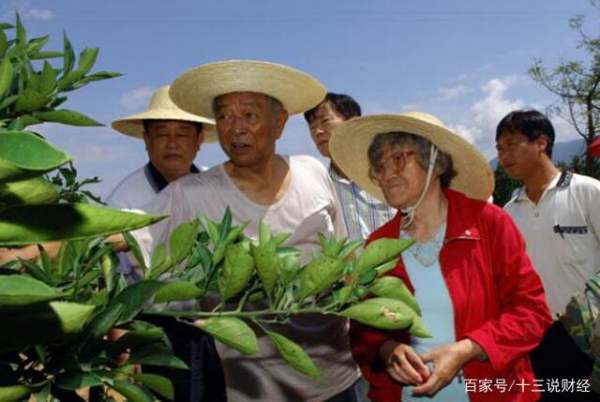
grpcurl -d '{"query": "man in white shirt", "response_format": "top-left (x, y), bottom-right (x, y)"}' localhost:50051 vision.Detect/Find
top-left (496, 109), bottom-right (600, 402)
top-left (108, 85), bottom-right (226, 402)
top-left (304, 92), bottom-right (396, 243)
top-left (133, 60), bottom-right (365, 402)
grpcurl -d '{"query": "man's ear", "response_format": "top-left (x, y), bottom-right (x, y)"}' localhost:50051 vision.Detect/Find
top-left (142, 131), bottom-right (151, 150)
top-left (196, 129), bottom-right (206, 150)
top-left (274, 109), bottom-right (289, 140)
top-left (537, 135), bottom-right (549, 154)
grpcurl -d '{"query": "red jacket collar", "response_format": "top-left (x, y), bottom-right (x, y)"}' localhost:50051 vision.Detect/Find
top-left (372, 188), bottom-right (482, 243)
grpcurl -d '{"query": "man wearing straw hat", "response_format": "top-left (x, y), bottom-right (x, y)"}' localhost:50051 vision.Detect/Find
top-left (107, 85), bottom-right (217, 209)
top-left (108, 85), bottom-right (226, 402)
top-left (131, 60), bottom-right (366, 401)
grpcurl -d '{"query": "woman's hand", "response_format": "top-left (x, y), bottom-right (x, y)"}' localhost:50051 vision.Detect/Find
top-left (412, 339), bottom-right (485, 397)
top-left (379, 340), bottom-right (431, 385)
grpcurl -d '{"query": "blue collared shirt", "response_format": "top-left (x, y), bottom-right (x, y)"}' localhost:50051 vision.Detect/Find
top-left (329, 165), bottom-right (397, 243)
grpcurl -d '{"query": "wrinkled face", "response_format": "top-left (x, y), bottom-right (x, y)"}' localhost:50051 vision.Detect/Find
top-left (496, 130), bottom-right (547, 181)
top-left (213, 92), bottom-right (288, 168)
top-left (143, 120), bottom-right (203, 179)
top-left (369, 144), bottom-right (430, 209)
top-left (308, 101), bottom-right (346, 158)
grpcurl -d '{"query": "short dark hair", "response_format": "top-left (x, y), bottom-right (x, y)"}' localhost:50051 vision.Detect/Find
top-left (495, 109), bottom-right (555, 158)
top-left (368, 132), bottom-right (456, 188)
top-left (143, 119), bottom-right (203, 133)
top-left (304, 92), bottom-right (361, 123)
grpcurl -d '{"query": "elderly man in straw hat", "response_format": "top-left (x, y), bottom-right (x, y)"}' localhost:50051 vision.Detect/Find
top-left (107, 85), bottom-right (217, 209)
top-left (328, 112), bottom-right (551, 402)
top-left (128, 60), bottom-right (366, 401)
top-left (108, 85), bottom-right (226, 402)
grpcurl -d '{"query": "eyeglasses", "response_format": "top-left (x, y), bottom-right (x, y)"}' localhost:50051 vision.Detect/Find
top-left (370, 150), bottom-right (416, 180)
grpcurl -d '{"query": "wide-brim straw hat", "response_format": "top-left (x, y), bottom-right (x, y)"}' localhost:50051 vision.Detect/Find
top-left (169, 60), bottom-right (326, 118)
top-left (111, 85), bottom-right (217, 142)
top-left (589, 137), bottom-right (600, 157)
top-left (329, 112), bottom-right (494, 201)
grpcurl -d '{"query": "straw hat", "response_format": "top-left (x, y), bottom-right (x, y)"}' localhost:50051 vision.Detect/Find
top-left (111, 85), bottom-right (217, 142)
top-left (169, 60), bottom-right (326, 118)
top-left (329, 112), bottom-right (494, 201)
top-left (589, 137), bottom-right (600, 158)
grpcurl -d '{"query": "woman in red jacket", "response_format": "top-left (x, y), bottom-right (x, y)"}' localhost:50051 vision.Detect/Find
top-left (329, 112), bottom-right (552, 402)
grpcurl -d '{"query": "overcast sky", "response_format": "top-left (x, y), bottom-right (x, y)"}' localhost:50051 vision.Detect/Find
top-left (2, 0), bottom-right (597, 198)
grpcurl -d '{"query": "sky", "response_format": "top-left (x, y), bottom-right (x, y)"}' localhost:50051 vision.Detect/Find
top-left (1, 0), bottom-right (598, 198)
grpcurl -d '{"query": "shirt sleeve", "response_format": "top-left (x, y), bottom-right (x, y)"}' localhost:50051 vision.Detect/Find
top-left (129, 180), bottom-right (196, 266)
top-left (463, 207), bottom-right (553, 373)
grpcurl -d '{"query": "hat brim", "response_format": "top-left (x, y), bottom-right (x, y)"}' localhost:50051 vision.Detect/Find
top-left (111, 110), bottom-right (217, 142)
top-left (169, 60), bottom-right (326, 118)
top-left (329, 114), bottom-right (494, 202)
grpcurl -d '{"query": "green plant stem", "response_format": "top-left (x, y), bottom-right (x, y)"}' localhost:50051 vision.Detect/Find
top-left (156, 307), bottom-right (326, 319)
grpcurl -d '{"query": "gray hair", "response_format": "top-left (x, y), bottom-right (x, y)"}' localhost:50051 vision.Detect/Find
top-left (212, 93), bottom-right (285, 117)
top-left (368, 132), bottom-right (456, 188)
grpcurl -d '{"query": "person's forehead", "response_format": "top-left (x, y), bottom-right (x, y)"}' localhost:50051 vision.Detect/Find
top-left (146, 119), bottom-right (196, 128)
top-left (214, 91), bottom-right (271, 107)
top-left (497, 129), bottom-right (527, 142)
top-left (313, 101), bottom-right (339, 119)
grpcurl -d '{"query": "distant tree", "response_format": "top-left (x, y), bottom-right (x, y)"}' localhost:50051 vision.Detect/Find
top-left (529, 0), bottom-right (600, 175)
top-left (493, 164), bottom-right (521, 207)
top-left (557, 154), bottom-right (600, 179)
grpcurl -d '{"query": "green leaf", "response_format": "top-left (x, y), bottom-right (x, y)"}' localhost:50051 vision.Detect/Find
top-left (169, 219), bottom-right (200, 265)
top-left (0, 31), bottom-right (8, 57)
top-left (33, 109), bottom-right (102, 126)
top-left (154, 281), bottom-right (204, 304)
top-left (369, 276), bottom-right (420, 315)
top-left (199, 216), bottom-right (219, 244)
top-left (251, 242), bottom-right (280, 297)
top-left (0, 275), bottom-right (61, 306)
top-left (107, 380), bottom-right (154, 402)
top-left (258, 220), bottom-right (271, 244)
top-left (62, 31), bottom-right (74, 75)
top-left (0, 301), bottom-right (96, 353)
top-left (56, 238), bottom-right (89, 276)
top-left (0, 131), bottom-right (71, 181)
top-left (0, 177), bottom-right (59, 207)
top-left (26, 35), bottom-right (49, 56)
top-left (134, 374), bottom-right (174, 401)
top-left (218, 207), bottom-right (232, 243)
top-left (128, 344), bottom-right (188, 369)
top-left (355, 238), bottom-right (414, 278)
top-left (267, 331), bottom-right (320, 379)
top-left (0, 95), bottom-right (19, 111)
top-left (197, 317), bottom-right (258, 355)
top-left (219, 243), bottom-right (255, 301)
top-left (148, 244), bottom-right (171, 279)
top-left (0, 203), bottom-right (164, 246)
top-left (0, 385), bottom-right (32, 402)
top-left (70, 71), bottom-right (123, 87)
top-left (15, 13), bottom-right (26, 47)
top-left (122, 231), bottom-right (148, 272)
top-left (38, 61), bottom-right (57, 95)
top-left (19, 259), bottom-right (55, 285)
top-left (298, 256), bottom-right (344, 300)
top-left (107, 328), bottom-right (165, 357)
top-left (54, 372), bottom-right (103, 390)
top-left (13, 90), bottom-right (50, 113)
top-left (29, 51), bottom-right (64, 60)
top-left (111, 280), bottom-right (165, 323)
top-left (340, 297), bottom-right (417, 331)
top-left (0, 56), bottom-right (13, 98)
top-left (77, 47), bottom-right (99, 75)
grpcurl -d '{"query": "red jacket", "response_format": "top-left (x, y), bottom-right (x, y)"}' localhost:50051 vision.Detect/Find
top-left (350, 189), bottom-right (552, 402)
